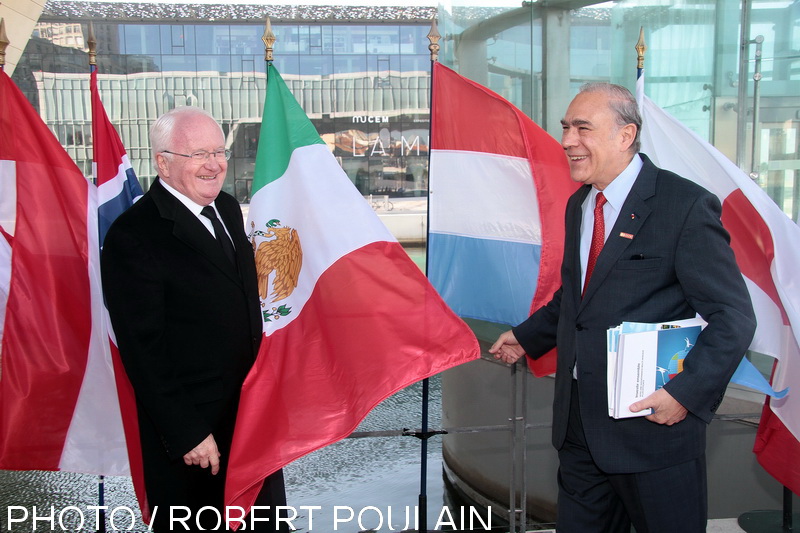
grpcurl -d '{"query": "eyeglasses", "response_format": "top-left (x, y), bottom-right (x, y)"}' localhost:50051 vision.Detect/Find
top-left (162, 149), bottom-right (231, 162)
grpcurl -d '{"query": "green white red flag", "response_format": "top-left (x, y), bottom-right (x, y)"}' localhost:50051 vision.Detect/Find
top-left (224, 64), bottom-right (480, 515)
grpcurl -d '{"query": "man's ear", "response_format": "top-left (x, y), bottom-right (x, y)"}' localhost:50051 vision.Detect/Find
top-left (156, 153), bottom-right (169, 177)
top-left (619, 123), bottom-right (637, 152)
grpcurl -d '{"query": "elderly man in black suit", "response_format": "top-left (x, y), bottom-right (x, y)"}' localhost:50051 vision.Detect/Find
top-left (490, 83), bottom-right (755, 533)
top-left (102, 106), bottom-right (286, 531)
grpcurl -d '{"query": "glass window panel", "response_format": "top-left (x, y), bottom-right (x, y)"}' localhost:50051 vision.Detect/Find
top-left (273, 55), bottom-right (301, 76)
top-left (297, 25), bottom-right (310, 53)
top-left (273, 25), bottom-right (300, 54)
top-left (160, 26), bottom-right (173, 54)
top-left (235, 56), bottom-right (256, 74)
top-left (400, 55), bottom-right (429, 74)
top-left (334, 56), bottom-right (367, 75)
top-left (195, 25), bottom-right (231, 55)
top-left (197, 55), bottom-right (231, 73)
top-left (333, 25), bottom-right (366, 54)
top-left (127, 55), bottom-right (161, 74)
top-left (123, 25), bottom-right (161, 55)
top-left (171, 25), bottom-right (186, 49)
top-left (299, 56), bottom-right (333, 77)
top-left (399, 26), bottom-right (426, 55)
top-left (321, 25), bottom-right (334, 54)
top-left (230, 25), bottom-right (263, 55)
top-left (161, 25), bottom-right (195, 55)
top-left (309, 25), bottom-right (323, 55)
top-left (367, 25), bottom-right (400, 55)
top-left (161, 55), bottom-right (197, 72)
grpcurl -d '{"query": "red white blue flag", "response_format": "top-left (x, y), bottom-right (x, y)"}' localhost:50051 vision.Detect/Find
top-left (636, 73), bottom-right (800, 495)
top-left (0, 68), bottom-right (128, 476)
top-left (92, 68), bottom-right (143, 246)
top-left (427, 62), bottom-right (577, 377)
top-left (91, 67), bottom-right (150, 521)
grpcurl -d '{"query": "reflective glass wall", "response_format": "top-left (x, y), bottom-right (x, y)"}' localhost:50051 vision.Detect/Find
top-left (439, 0), bottom-right (799, 222)
top-left (13, 9), bottom-right (434, 201)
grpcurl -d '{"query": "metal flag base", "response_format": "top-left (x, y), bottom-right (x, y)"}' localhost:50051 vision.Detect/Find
top-left (738, 510), bottom-right (798, 532)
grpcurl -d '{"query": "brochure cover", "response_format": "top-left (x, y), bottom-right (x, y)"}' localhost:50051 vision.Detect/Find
top-left (608, 318), bottom-right (705, 419)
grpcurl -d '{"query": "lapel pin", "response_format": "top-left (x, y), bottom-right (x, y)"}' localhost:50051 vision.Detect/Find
top-left (630, 213), bottom-right (637, 220)
top-left (620, 232), bottom-right (634, 240)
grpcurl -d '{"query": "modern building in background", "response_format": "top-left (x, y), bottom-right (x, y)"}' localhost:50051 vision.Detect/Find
top-left (11, 1), bottom-right (798, 223)
top-left (438, 1), bottom-right (799, 222)
top-left (12, 2), bottom-right (435, 200)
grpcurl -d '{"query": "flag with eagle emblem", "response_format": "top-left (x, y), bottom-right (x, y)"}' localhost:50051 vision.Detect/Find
top-left (224, 64), bottom-right (480, 516)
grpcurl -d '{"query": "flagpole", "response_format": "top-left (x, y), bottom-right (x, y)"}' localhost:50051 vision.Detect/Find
top-left (635, 27), bottom-right (646, 81)
top-left (412, 18), bottom-right (441, 533)
top-left (86, 21), bottom-right (108, 533)
top-left (0, 18), bottom-right (8, 72)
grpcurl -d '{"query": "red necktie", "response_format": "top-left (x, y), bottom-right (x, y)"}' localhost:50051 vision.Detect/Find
top-left (583, 192), bottom-right (607, 296)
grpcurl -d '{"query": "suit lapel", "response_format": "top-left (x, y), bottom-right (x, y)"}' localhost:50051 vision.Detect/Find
top-left (579, 157), bottom-right (657, 308)
top-left (150, 179), bottom-right (243, 285)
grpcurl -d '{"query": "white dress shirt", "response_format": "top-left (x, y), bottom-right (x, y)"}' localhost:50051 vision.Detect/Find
top-left (159, 179), bottom-right (233, 242)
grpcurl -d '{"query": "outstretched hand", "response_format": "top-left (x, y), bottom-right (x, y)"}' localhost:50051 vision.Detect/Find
top-left (630, 388), bottom-right (688, 426)
top-left (489, 330), bottom-right (527, 365)
top-left (183, 434), bottom-right (222, 475)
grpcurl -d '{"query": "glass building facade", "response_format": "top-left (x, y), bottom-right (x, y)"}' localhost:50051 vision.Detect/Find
top-left (12, 1), bottom-right (799, 222)
top-left (13, 3), bottom-right (435, 201)
top-left (439, 0), bottom-right (799, 222)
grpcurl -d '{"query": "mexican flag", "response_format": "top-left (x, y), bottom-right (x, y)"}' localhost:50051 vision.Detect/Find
top-left (224, 64), bottom-right (480, 515)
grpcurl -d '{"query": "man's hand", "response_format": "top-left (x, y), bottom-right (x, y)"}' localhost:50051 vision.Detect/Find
top-left (183, 434), bottom-right (221, 475)
top-left (630, 388), bottom-right (688, 426)
top-left (489, 330), bottom-right (527, 365)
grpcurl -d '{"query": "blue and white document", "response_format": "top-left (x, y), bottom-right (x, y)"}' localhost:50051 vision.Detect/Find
top-left (607, 318), bottom-right (706, 419)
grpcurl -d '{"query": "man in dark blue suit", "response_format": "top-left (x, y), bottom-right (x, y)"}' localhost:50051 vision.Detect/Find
top-left (490, 83), bottom-right (755, 532)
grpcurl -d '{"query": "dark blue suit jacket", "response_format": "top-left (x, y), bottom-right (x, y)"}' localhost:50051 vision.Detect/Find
top-left (513, 154), bottom-right (756, 474)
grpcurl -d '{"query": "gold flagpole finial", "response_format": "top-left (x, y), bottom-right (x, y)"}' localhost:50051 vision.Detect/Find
top-left (0, 19), bottom-right (10, 69)
top-left (427, 17), bottom-right (440, 63)
top-left (263, 17), bottom-right (276, 63)
top-left (635, 27), bottom-right (647, 70)
top-left (88, 22), bottom-right (97, 67)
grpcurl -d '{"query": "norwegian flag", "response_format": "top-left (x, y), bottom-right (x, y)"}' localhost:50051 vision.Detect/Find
top-left (636, 74), bottom-right (800, 496)
top-left (92, 68), bottom-right (143, 246)
top-left (91, 67), bottom-right (150, 522)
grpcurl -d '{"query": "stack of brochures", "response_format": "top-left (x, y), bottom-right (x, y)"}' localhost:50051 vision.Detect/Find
top-left (607, 317), bottom-right (706, 419)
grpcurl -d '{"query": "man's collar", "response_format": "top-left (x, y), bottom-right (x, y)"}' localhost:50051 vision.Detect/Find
top-left (158, 177), bottom-right (215, 216)
top-left (593, 154), bottom-right (643, 212)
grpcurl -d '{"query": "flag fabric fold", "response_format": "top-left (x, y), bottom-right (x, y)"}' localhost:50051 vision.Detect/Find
top-left (636, 74), bottom-right (800, 495)
top-left (427, 62), bottom-right (577, 377)
top-left (0, 68), bottom-right (128, 476)
top-left (224, 64), bottom-right (480, 515)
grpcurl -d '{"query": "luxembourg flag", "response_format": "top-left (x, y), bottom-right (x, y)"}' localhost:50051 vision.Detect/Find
top-left (0, 69), bottom-right (128, 475)
top-left (636, 74), bottom-right (800, 495)
top-left (91, 67), bottom-right (150, 521)
top-left (427, 62), bottom-right (577, 377)
top-left (224, 64), bottom-right (480, 516)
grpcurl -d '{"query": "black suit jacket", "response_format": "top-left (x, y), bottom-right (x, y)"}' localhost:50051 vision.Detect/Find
top-left (513, 154), bottom-right (756, 474)
top-left (101, 179), bottom-right (265, 512)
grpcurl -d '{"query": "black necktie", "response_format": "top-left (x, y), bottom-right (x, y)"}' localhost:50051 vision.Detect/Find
top-left (201, 206), bottom-right (236, 265)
